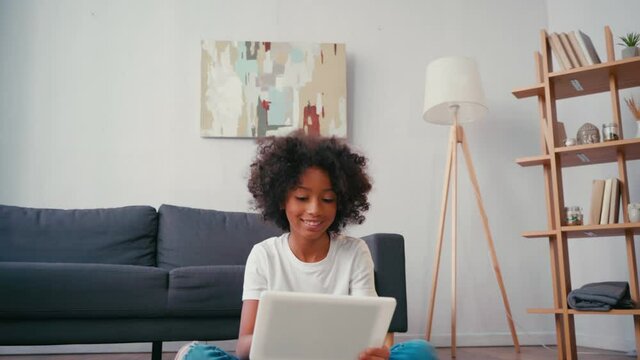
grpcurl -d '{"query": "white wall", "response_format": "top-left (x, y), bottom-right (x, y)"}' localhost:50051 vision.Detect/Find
top-left (0, 0), bottom-right (637, 354)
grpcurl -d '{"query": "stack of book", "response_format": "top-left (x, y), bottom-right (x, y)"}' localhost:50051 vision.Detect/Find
top-left (589, 178), bottom-right (621, 225)
top-left (548, 31), bottom-right (602, 71)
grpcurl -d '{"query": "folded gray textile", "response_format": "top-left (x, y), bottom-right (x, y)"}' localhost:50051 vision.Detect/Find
top-left (567, 281), bottom-right (634, 311)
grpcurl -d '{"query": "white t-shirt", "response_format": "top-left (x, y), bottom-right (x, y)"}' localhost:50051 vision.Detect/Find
top-left (242, 233), bottom-right (377, 300)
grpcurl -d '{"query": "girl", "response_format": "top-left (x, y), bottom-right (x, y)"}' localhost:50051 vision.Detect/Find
top-left (176, 131), bottom-right (436, 360)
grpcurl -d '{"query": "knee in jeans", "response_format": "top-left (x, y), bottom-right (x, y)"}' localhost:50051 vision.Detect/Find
top-left (391, 339), bottom-right (438, 359)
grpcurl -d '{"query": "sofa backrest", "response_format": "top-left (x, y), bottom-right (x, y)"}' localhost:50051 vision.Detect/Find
top-left (0, 205), bottom-right (158, 266)
top-left (157, 204), bottom-right (282, 269)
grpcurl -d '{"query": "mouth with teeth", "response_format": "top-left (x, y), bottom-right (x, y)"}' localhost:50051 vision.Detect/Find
top-left (301, 218), bottom-right (324, 231)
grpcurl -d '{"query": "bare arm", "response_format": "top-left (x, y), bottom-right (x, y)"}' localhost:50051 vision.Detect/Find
top-left (235, 300), bottom-right (259, 360)
top-left (359, 345), bottom-right (390, 360)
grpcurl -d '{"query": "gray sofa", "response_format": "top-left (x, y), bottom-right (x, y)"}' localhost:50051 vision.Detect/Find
top-left (0, 204), bottom-right (408, 359)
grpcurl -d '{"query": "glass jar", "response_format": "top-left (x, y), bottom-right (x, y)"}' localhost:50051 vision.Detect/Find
top-left (629, 203), bottom-right (640, 223)
top-left (564, 206), bottom-right (583, 226)
top-left (602, 123), bottom-right (619, 141)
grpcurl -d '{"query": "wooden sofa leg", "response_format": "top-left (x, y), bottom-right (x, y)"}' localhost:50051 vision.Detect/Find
top-left (152, 341), bottom-right (163, 360)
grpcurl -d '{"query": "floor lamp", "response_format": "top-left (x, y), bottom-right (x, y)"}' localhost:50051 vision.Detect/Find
top-left (422, 56), bottom-right (520, 357)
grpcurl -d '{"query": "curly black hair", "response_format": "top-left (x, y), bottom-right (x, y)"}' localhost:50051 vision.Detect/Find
top-left (248, 131), bottom-right (372, 234)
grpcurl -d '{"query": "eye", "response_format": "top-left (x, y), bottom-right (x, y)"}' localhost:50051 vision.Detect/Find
top-left (323, 197), bottom-right (336, 203)
top-left (295, 196), bottom-right (308, 201)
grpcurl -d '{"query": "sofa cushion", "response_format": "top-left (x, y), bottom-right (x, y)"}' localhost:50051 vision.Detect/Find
top-left (167, 265), bottom-right (244, 317)
top-left (0, 262), bottom-right (168, 319)
top-left (0, 205), bottom-right (158, 266)
top-left (157, 204), bottom-right (281, 269)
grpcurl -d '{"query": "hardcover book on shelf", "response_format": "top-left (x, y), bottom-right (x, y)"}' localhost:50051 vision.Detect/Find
top-left (608, 178), bottom-right (620, 224)
top-left (578, 30), bottom-right (602, 65)
top-left (567, 31), bottom-right (589, 67)
top-left (589, 179), bottom-right (606, 225)
top-left (559, 32), bottom-right (580, 68)
top-left (548, 32), bottom-right (572, 70)
top-left (600, 178), bottom-right (612, 224)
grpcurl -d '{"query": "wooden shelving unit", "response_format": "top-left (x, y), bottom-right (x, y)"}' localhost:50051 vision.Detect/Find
top-left (512, 26), bottom-right (640, 359)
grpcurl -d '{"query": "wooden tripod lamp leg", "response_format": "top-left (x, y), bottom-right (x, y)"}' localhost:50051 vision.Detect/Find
top-left (458, 127), bottom-right (521, 352)
top-left (451, 126), bottom-right (459, 358)
top-left (425, 125), bottom-right (457, 341)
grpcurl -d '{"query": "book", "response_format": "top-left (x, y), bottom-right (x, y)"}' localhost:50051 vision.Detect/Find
top-left (567, 31), bottom-right (588, 67)
top-left (589, 179), bottom-right (606, 225)
top-left (578, 30), bottom-right (602, 65)
top-left (600, 178), bottom-right (612, 224)
top-left (608, 178), bottom-right (620, 224)
top-left (559, 32), bottom-right (580, 68)
top-left (548, 33), bottom-right (572, 70)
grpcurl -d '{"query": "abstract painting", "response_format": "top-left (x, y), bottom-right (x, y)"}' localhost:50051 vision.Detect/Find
top-left (200, 41), bottom-right (347, 138)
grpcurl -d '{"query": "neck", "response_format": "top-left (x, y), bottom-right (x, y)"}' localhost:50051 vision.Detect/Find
top-left (288, 232), bottom-right (331, 263)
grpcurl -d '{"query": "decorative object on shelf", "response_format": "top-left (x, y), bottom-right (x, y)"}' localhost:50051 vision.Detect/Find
top-left (564, 137), bottom-right (577, 146)
top-left (618, 32), bottom-right (640, 59)
top-left (602, 123), bottom-right (620, 141)
top-left (422, 56), bottom-right (519, 356)
top-left (554, 121), bottom-right (567, 147)
top-left (629, 203), bottom-right (640, 223)
top-left (577, 122), bottom-right (601, 144)
top-left (200, 41), bottom-right (347, 138)
top-left (624, 97), bottom-right (640, 138)
top-left (564, 206), bottom-right (584, 226)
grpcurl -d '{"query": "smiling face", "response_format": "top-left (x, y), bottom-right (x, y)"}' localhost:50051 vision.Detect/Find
top-left (284, 166), bottom-right (337, 243)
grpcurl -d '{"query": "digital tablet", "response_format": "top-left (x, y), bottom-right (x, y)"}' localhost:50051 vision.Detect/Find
top-left (250, 291), bottom-right (396, 360)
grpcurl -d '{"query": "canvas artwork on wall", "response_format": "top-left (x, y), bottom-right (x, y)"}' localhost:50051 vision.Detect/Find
top-left (200, 41), bottom-right (347, 138)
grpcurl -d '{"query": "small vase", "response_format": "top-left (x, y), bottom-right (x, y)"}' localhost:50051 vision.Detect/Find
top-left (629, 203), bottom-right (640, 223)
top-left (621, 46), bottom-right (640, 59)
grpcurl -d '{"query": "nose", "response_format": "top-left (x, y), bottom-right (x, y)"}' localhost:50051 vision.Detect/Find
top-left (306, 198), bottom-right (321, 215)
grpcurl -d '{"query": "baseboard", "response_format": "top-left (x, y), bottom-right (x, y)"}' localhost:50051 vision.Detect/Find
top-left (0, 340), bottom-right (238, 355)
top-left (396, 331), bottom-right (557, 347)
top-left (395, 332), bottom-right (635, 354)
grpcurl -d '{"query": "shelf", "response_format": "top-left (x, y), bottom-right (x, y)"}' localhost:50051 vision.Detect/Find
top-left (562, 222), bottom-right (640, 238)
top-left (512, 83), bottom-right (544, 99)
top-left (528, 308), bottom-right (640, 315)
top-left (516, 138), bottom-right (640, 169)
top-left (516, 155), bottom-right (550, 167)
top-left (522, 230), bottom-right (556, 238)
top-left (522, 223), bottom-right (640, 239)
top-left (556, 138), bottom-right (640, 167)
top-left (511, 57), bottom-right (640, 100)
top-left (550, 57), bottom-right (640, 100)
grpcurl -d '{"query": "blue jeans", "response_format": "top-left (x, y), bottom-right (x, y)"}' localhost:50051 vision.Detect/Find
top-left (178, 339), bottom-right (437, 360)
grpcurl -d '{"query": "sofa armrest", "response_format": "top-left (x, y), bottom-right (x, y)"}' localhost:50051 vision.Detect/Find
top-left (361, 233), bottom-right (408, 333)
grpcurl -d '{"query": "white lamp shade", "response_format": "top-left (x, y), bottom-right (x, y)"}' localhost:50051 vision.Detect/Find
top-left (422, 56), bottom-right (488, 125)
